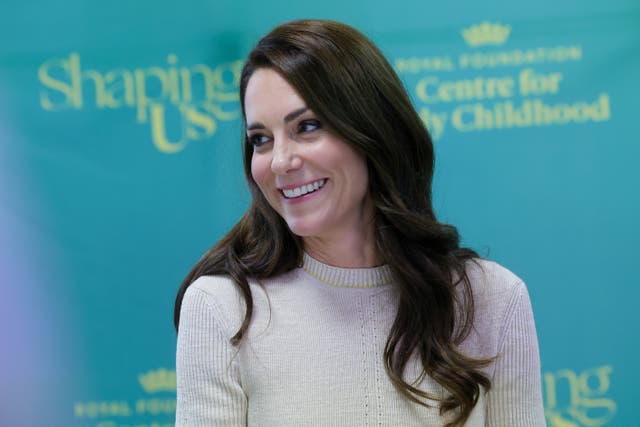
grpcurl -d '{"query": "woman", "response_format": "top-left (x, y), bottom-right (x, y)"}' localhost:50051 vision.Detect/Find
top-left (174, 19), bottom-right (545, 426)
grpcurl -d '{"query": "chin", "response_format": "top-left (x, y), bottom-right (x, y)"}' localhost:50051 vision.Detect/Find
top-left (284, 218), bottom-right (324, 238)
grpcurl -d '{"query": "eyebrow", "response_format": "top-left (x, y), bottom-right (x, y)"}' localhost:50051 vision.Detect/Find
top-left (246, 107), bottom-right (309, 131)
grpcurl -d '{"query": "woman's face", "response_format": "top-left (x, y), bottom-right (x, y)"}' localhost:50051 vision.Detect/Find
top-left (245, 68), bottom-right (373, 244)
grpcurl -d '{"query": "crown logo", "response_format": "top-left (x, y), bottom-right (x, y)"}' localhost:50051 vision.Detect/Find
top-left (138, 368), bottom-right (176, 393)
top-left (462, 22), bottom-right (511, 47)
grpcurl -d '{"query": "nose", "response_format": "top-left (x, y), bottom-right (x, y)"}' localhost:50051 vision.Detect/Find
top-left (271, 136), bottom-right (302, 174)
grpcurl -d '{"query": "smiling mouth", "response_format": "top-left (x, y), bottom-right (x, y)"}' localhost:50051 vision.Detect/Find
top-left (281, 179), bottom-right (327, 199)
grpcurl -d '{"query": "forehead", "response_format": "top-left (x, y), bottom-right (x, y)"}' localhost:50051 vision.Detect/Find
top-left (244, 68), bottom-right (306, 122)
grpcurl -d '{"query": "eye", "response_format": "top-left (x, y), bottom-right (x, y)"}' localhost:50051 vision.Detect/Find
top-left (248, 133), bottom-right (271, 148)
top-left (297, 119), bottom-right (322, 133)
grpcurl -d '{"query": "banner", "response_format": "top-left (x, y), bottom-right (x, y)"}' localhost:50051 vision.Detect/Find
top-left (1, 1), bottom-right (638, 425)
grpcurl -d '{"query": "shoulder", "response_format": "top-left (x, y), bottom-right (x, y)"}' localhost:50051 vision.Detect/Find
top-left (188, 275), bottom-right (244, 308)
top-left (463, 258), bottom-right (531, 318)
top-left (458, 259), bottom-right (534, 359)
top-left (464, 258), bottom-right (525, 300)
top-left (180, 275), bottom-right (256, 340)
top-left (180, 271), bottom-right (289, 339)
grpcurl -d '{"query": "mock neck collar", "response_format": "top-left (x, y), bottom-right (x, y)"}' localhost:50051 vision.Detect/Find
top-left (301, 252), bottom-right (394, 288)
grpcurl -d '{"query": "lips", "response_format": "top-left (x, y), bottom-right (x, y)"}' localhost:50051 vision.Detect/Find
top-left (280, 178), bottom-right (327, 199)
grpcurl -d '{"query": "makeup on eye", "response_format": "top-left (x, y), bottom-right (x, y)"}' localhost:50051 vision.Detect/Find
top-left (248, 133), bottom-right (271, 148)
top-left (247, 116), bottom-right (322, 148)
top-left (297, 118), bottom-right (322, 133)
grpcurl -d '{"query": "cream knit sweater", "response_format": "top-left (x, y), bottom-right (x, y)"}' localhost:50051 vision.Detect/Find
top-left (176, 254), bottom-right (546, 426)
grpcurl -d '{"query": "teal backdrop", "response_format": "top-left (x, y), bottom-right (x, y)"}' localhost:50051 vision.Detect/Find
top-left (1, 0), bottom-right (638, 426)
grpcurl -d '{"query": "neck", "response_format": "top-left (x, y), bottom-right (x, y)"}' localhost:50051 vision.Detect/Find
top-left (303, 220), bottom-right (381, 268)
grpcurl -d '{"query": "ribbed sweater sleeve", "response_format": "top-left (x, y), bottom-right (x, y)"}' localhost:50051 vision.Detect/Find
top-left (486, 281), bottom-right (546, 426)
top-left (175, 286), bottom-right (247, 426)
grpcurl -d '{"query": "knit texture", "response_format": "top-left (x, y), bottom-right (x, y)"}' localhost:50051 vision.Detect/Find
top-left (176, 255), bottom-right (546, 426)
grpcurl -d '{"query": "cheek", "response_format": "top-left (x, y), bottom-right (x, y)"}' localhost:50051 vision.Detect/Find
top-left (251, 153), bottom-right (282, 212)
top-left (251, 153), bottom-right (271, 189)
top-left (343, 152), bottom-right (369, 193)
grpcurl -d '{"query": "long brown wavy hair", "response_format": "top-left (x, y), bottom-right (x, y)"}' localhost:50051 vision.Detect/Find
top-left (175, 19), bottom-right (491, 426)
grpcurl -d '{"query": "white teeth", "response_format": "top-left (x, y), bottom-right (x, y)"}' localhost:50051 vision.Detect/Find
top-left (282, 179), bottom-right (326, 199)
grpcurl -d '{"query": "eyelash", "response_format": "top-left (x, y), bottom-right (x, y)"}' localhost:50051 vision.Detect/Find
top-left (298, 119), bottom-right (322, 133)
top-left (249, 134), bottom-right (270, 148)
top-left (248, 119), bottom-right (322, 148)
